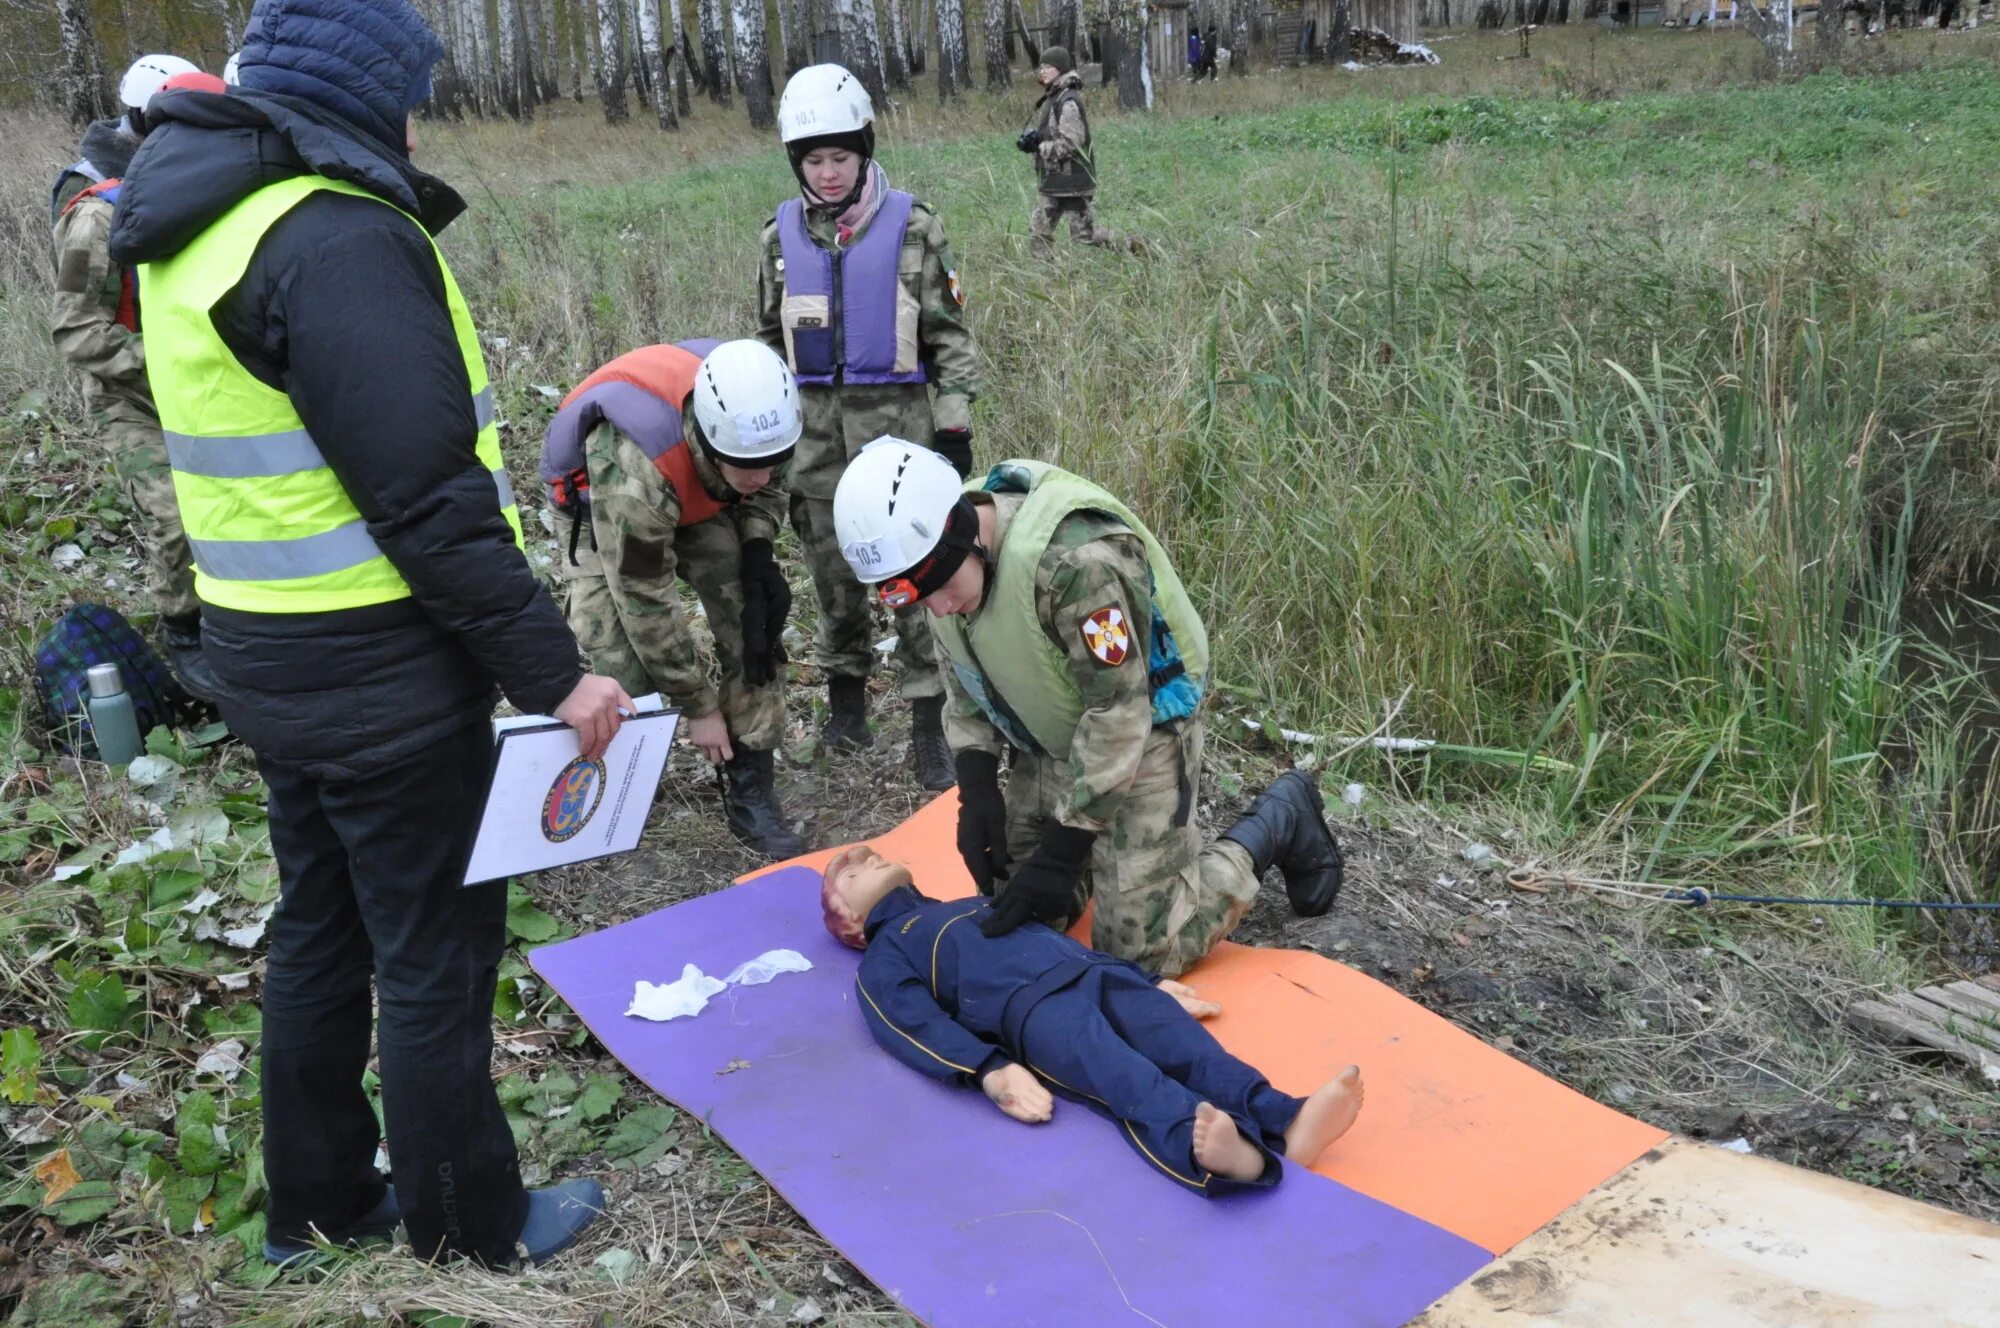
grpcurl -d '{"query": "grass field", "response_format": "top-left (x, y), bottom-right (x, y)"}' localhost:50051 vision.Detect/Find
top-left (4, 25), bottom-right (2000, 1327)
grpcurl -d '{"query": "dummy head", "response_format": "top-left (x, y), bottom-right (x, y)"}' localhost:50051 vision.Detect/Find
top-left (820, 844), bottom-right (913, 949)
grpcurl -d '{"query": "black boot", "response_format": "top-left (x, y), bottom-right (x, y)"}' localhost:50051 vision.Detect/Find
top-left (723, 750), bottom-right (807, 859)
top-left (161, 614), bottom-right (223, 707)
top-left (1219, 771), bottom-right (1343, 917)
top-left (822, 676), bottom-right (874, 751)
top-left (910, 697), bottom-right (956, 792)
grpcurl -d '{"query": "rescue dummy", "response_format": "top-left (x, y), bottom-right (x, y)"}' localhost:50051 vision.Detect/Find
top-left (757, 64), bottom-right (981, 790)
top-left (833, 441), bottom-right (1344, 978)
top-left (823, 843), bottom-right (1365, 1193)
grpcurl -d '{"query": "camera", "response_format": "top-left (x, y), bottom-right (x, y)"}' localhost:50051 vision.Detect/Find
top-left (1015, 128), bottom-right (1043, 154)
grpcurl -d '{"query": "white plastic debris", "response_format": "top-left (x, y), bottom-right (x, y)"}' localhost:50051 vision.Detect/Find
top-left (125, 754), bottom-right (180, 787)
top-left (52, 543), bottom-right (85, 570)
top-left (726, 949), bottom-right (813, 986)
top-left (1341, 783), bottom-right (1367, 807)
top-left (195, 1039), bottom-right (247, 1080)
top-left (181, 888), bottom-right (223, 915)
top-left (221, 919), bottom-right (267, 949)
top-left (216, 972), bottom-right (252, 992)
top-left (874, 635), bottom-right (898, 655)
top-left (1461, 843), bottom-right (1497, 867)
top-left (115, 826), bottom-right (177, 866)
top-left (627, 964), bottom-right (728, 1021)
top-left (1717, 1137), bottom-right (1754, 1154)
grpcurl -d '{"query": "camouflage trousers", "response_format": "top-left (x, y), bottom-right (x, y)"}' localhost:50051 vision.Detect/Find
top-left (999, 716), bottom-right (1258, 978)
top-left (560, 515), bottom-right (784, 751)
top-left (1029, 194), bottom-right (1130, 257)
top-left (789, 494), bottom-right (942, 701)
top-left (104, 411), bottom-right (198, 622)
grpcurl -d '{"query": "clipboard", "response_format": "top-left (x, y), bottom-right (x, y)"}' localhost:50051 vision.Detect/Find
top-left (463, 702), bottom-right (681, 885)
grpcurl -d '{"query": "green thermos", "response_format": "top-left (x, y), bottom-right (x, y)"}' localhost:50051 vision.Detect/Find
top-left (85, 662), bottom-right (143, 766)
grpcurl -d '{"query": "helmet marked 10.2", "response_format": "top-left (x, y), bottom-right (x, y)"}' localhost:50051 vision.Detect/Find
top-left (689, 340), bottom-right (802, 467)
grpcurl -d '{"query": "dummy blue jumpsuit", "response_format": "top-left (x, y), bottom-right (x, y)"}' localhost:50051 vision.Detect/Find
top-left (857, 885), bottom-right (1305, 1194)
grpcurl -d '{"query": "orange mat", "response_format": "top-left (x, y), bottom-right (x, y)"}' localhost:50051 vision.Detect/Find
top-left (746, 793), bottom-right (1666, 1255)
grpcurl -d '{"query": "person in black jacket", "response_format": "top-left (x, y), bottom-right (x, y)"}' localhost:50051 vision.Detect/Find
top-left (110, 0), bottom-right (627, 1269)
top-left (823, 844), bottom-right (1366, 1194)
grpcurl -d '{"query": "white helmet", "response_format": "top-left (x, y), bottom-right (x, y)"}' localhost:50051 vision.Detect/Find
top-left (832, 438), bottom-right (967, 589)
top-left (223, 52), bottom-right (242, 85)
top-left (120, 54), bottom-right (201, 110)
top-left (777, 64), bottom-right (874, 146)
top-left (690, 340), bottom-right (802, 464)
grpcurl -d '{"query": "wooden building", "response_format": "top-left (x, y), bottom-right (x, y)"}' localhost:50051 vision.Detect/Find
top-left (1271, 0), bottom-right (1419, 61)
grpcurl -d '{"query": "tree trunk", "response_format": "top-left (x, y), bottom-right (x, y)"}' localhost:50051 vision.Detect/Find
top-left (496, 0), bottom-right (525, 117)
top-left (730, 0), bottom-right (776, 124)
top-left (698, 0), bottom-right (733, 102)
top-left (882, 0), bottom-right (911, 85)
top-left (639, 0), bottom-right (680, 125)
top-left (1057, 0), bottom-right (1081, 49)
top-left (598, 0), bottom-right (631, 119)
top-left (937, 0), bottom-right (968, 97)
top-left (776, 0), bottom-right (807, 75)
top-left (910, 0), bottom-right (931, 72)
top-left (56, 0), bottom-right (109, 126)
top-left (1114, 0), bottom-right (1147, 108)
top-left (834, 0), bottom-right (888, 98)
top-left (983, 0), bottom-right (1012, 88)
top-left (676, 15), bottom-right (696, 113)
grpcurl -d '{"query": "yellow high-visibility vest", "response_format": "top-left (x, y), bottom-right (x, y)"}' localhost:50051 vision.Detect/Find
top-left (140, 174), bottom-right (521, 614)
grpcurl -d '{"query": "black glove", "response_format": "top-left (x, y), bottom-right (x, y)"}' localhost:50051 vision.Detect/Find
top-left (738, 539), bottom-right (792, 687)
top-left (1016, 128), bottom-right (1043, 154)
top-left (932, 428), bottom-right (974, 479)
top-left (955, 749), bottom-right (1011, 896)
top-left (981, 822), bottom-right (1094, 937)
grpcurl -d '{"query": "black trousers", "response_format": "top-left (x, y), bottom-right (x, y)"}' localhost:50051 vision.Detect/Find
top-left (257, 719), bottom-right (527, 1264)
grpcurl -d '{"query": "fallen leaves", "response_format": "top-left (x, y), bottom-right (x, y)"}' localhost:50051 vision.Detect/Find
top-left (34, 1147), bottom-right (81, 1204)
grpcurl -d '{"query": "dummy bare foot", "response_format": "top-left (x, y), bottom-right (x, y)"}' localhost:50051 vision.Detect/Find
top-left (1283, 1065), bottom-right (1364, 1165)
top-left (1191, 1103), bottom-right (1266, 1182)
top-left (1156, 978), bottom-right (1222, 1019)
top-left (982, 1063), bottom-right (1054, 1123)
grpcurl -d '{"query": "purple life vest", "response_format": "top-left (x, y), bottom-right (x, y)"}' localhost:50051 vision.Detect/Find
top-left (540, 338), bottom-right (724, 514)
top-left (775, 190), bottom-right (928, 388)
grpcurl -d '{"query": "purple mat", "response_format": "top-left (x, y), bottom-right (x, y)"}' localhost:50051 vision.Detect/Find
top-left (532, 867), bottom-right (1489, 1327)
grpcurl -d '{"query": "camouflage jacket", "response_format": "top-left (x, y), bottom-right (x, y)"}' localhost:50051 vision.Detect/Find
top-left (583, 421), bottom-right (786, 718)
top-left (755, 196), bottom-right (979, 501)
top-left (50, 194), bottom-right (155, 423)
top-left (944, 493), bottom-right (1158, 833)
top-left (1034, 73), bottom-right (1096, 197)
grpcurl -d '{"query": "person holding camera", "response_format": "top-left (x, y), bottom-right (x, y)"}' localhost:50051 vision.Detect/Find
top-left (1020, 47), bottom-right (1137, 259)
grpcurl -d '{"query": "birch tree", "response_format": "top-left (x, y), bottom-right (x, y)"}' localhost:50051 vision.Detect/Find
top-left (882, 0), bottom-right (910, 86)
top-left (833, 0), bottom-right (886, 98)
top-left (676, 14), bottom-right (696, 115)
top-left (730, 0), bottom-right (775, 124)
top-left (1113, 0), bottom-right (1147, 109)
top-left (57, 0), bottom-right (109, 126)
top-left (983, 0), bottom-right (1011, 89)
top-left (1230, 0), bottom-right (1248, 72)
top-left (495, 0), bottom-right (526, 118)
top-left (910, 0), bottom-right (930, 72)
top-left (598, 0), bottom-right (630, 120)
top-left (776, 0), bottom-right (809, 75)
top-left (638, 0), bottom-right (679, 126)
top-left (534, 0), bottom-right (560, 100)
top-left (698, 0), bottom-right (732, 103)
top-left (937, 0), bottom-right (968, 98)
top-left (1050, 0), bottom-right (1078, 51)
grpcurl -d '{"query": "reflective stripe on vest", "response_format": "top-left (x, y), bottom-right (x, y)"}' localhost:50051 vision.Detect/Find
top-left (538, 340), bottom-right (729, 526)
top-left (140, 174), bottom-right (522, 614)
top-left (930, 461), bottom-right (1210, 760)
top-left (775, 192), bottom-right (927, 387)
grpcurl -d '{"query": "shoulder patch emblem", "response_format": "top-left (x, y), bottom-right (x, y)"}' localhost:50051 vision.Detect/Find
top-left (1081, 606), bottom-right (1129, 667)
top-left (947, 268), bottom-right (965, 308)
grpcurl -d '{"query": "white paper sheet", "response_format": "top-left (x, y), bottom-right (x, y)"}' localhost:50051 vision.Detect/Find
top-left (462, 704), bottom-right (679, 885)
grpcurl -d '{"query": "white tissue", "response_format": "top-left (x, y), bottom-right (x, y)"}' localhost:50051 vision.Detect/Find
top-left (725, 949), bottom-right (813, 986)
top-left (626, 963), bottom-right (728, 1021)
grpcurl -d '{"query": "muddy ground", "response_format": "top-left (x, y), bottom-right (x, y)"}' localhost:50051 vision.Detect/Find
top-left (409, 682), bottom-right (2000, 1328)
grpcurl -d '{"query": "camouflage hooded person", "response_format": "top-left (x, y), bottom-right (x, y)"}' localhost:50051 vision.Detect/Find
top-left (832, 442), bottom-right (1345, 979)
top-left (756, 64), bottom-right (981, 793)
top-left (1020, 47), bottom-right (1136, 259)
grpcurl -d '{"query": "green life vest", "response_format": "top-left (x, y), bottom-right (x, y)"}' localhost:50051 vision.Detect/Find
top-left (932, 460), bottom-right (1208, 759)
top-left (140, 174), bottom-right (521, 615)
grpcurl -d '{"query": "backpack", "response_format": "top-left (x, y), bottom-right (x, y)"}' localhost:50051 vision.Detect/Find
top-left (34, 603), bottom-right (193, 757)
